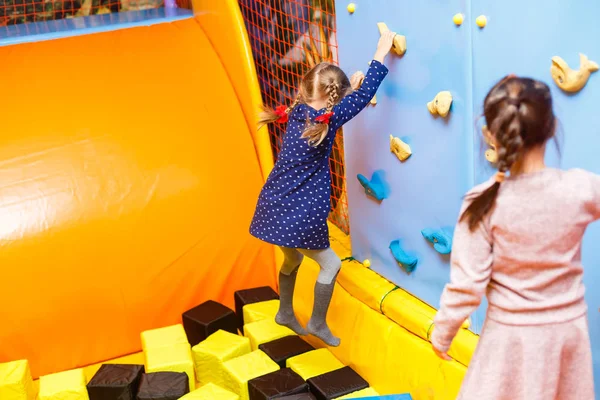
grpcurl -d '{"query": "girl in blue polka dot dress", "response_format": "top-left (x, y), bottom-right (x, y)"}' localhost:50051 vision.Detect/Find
top-left (250, 32), bottom-right (396, 346)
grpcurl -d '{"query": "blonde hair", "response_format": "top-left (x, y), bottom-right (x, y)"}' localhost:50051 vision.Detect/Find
top-left (258, 62), bottom-right (352, 147)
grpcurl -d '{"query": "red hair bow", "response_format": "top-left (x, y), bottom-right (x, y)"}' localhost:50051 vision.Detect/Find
top-left (315, 111), bottom-right (334, 125)
top-left (274, 105), bottom-right (289, 123)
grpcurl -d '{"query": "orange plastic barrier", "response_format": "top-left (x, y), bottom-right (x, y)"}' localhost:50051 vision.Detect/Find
top-left (0, 17), bottom-right (275, 378)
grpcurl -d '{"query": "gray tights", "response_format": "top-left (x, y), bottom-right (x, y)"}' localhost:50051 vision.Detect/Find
top-left (276, 246), bottom-right (341, 346)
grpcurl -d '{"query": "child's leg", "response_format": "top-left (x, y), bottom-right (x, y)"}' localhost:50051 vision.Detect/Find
top-left (275, 246), bottom-right (307, 335)
top-left (298, 247), bottom-right (342, 346)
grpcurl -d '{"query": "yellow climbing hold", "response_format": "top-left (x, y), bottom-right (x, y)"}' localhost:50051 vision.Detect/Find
top-left (376, 22), bottom-right (407, 56)
top-left (363, 259), bottom-right (371, 268)
top-left (347, 3), bottom-right (356, 13)
top-left (453, 13), bottom-right (464, 26)
top-left (390, 135), bottom-right (412, 161)
top-left (476, 15), bottom-right (487, 28)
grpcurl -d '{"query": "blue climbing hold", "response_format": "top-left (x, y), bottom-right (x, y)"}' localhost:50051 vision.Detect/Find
top-left (357, 173), bottom-right (387, 201)
top-left (389, 240), bottom-right (418, 273)
top-left (421, 228), bottom-right (453, 254)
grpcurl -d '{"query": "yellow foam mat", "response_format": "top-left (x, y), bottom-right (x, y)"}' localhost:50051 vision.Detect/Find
top-left (335, 387), bottom-right (380, 399)
top-left (38, 369), bottom-right (88, 400)
top-left (192, 330), bottom-right (251, 386)
top-left (222, 350), bottom-right (279, 400)
top-left (141, 324), bottom-right (188, 352)
top-left (180, 383), bottom-right (239, 400)
top-left (243, 318), bottom-right (295, 350)
top-left (145, 342), bottom-right (195, 390)
top-left (286, 349), bottom-right (344, 381)
top-left (242, 300), bottom-right (280, 325)
top-left (337, 260), bottom-right (397, 312)
top-left (0, 360), bottom-right (35, 400)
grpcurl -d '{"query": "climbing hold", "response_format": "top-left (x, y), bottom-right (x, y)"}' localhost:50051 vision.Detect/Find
top-left (363, 259), bottom-right (371, 268)
top-left (376, 22), bottom-right (407, 56)
top-left (389, 240), bottom-right (418, 273)
top-left (421, 228), bottom-right (453, 255)
top-left (347, 2), bottom-right (356, 13)
top-left (453, 13), bottom-right (464, 26)
top-left (475, 15), bottom-right (487, 28)
top-left (427, 91), bottom-right (453, 118)
top-left (482, 125), bottom-right (498, 163)
top-left (357, 173), bottom-right (387, 201)
top-left (390, 135), bottom-right (412, 161)
top-left (462, 317), bottom-right (471, 329)
top-left (550, 53), bottom-right (599, 92)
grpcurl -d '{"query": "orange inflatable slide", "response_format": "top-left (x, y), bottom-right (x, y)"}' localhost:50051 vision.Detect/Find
top-left (0, 0), bottom-right (277, 379)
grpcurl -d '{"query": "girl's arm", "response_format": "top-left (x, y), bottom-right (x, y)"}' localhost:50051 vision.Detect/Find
top-left (431, 198), bottom-right (493, 355)
top-left (328, 31), bottom-right (396, 130)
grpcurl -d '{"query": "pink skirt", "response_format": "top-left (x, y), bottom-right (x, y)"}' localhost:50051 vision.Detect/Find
top-left (458, 315), bottom-right (594, 400)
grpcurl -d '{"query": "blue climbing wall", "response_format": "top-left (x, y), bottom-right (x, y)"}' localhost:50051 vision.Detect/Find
top-left (337, 0), bottom-right (600, 385)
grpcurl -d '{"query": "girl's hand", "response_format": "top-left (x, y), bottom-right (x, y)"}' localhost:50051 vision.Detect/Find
top-left (374, 31), bottom-right (396, 63)
top-left (350, 71), bottom-right (365, 90)
top-left (432, 344), bottom-right (452, 361)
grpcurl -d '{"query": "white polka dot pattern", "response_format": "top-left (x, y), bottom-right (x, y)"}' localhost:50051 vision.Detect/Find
top-left (250, 60), bottom-right (389, 249)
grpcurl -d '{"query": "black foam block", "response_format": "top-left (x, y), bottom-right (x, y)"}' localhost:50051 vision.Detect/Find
top-left (182, 300), bottom-right (238, 346)
top-left (87, 364), bottom-right (144, 400)
top-left (307, 366), bottom-right (369, 400)
top-left (248, 368), bottom-right (308, 400)
top-left (234, 286), bottom-right (279, 329)
top-left (136, 372), bottom-right (189, 400)
top-left (259, 335), bottom-right (315, 369)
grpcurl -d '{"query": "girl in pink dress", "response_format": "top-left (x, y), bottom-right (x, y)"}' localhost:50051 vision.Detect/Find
top-left (431, 75), bottom-right (596, 399)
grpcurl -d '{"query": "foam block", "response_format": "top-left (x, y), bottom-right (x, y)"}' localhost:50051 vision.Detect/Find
top-left (222, 350), bottom-right (280, 400)
top-left (145, 342), bottom-right (196, 390)
top-left (183, 300), bottom-right (238, 346)
top-left (38, 368), bottom-right (89, 400)
top-left (179, 383), bottom-right (239, 400)
top-left (248, 368), bottom-right (308, 400)
top-left (141, 324), bottom-right (188, 352)
top-left (286, 349), bottom-right (344, 381)
top-left (334, 387), bottom-right (380, 399)
top-left (244, 318), bottom-right (295, 350)
top-left (234, 287), bottom-right (279, 329)
top-left (192, 330), bottom-right (251, 386)
top-left (137, 372), bottom-right (189, 400)
top-left (307, 367), bottom-right (369, 400)
top-left (87, 364), bottom-right (144, 400)
top-left (277, 394), bottom-right (316, 400)
top-left (0, 360), bottom-right (35, 400)
top-left (243, 300), bottom-right (280, 325)
top-left (259, 335), bottom-right (315, 368)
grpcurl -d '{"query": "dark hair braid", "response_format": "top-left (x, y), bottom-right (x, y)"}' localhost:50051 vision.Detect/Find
top-left (461, 76), bottom-right (556, 231)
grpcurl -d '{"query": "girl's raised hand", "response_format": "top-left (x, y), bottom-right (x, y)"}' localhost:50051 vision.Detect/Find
top-left (350, 71), bottom-right (365, 90)
top-left (374, 31), bottom-right (396, 63)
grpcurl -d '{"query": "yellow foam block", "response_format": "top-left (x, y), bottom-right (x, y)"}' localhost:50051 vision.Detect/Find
top-left (38, 369), bottom-right (88, 400)
top-left (242, 299), bottom-right (279, 325)
top-left (141, 324), bottom-right (188, 352)
top-left (146, 342), bottom-right (196, 390)
top-left (243, 318), bottom-right (295, 350)
top-left (0, 360), bottom-right (35, 400)
top-left (192, 330), bottom-right (251, 386)
top-left (286, 349), bottom-right (344, 380)
top-left (180, 383), bottom-right (239, 400)
top-left (222, 350), bottom-right (279, 400)
top-left (335, 387), bottom-right (380, 399)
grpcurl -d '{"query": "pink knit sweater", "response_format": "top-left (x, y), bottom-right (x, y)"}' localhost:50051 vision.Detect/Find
top-left (432, 168), bottom-right (600, 352)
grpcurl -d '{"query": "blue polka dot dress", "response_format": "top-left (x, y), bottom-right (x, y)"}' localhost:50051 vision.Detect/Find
top-left (250, 60), bottom-right (389, 249)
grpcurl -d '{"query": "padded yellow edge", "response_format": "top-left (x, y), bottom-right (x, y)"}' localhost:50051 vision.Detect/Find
top-left (289, 223), bottom-right (478, 399)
